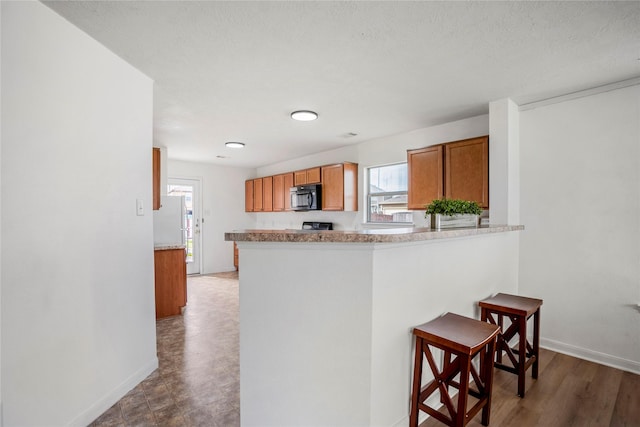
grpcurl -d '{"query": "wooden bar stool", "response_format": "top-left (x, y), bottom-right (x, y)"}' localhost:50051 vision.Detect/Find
top-left (410, 313), bottom-right (500, 427)
top-left (479, 293), bottom-right (543, 397)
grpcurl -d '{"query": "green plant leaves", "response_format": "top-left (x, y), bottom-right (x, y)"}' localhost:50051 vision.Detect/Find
top-left (424, 198), bottom-right (482, 216)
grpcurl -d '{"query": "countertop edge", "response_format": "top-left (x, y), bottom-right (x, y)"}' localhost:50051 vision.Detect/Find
top-left (154, 244), bottom-right (187, 251)
top-left (225, 225), bottom-right (524, 244)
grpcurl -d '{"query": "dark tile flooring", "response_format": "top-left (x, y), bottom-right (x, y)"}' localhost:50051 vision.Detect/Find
top-left (90, 272), bottom-right (240, 427)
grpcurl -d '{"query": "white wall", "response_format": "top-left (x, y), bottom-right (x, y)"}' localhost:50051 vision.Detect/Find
top-left (519, 84), bottom-right (640, 373)
top-left (1, 2), bottom-right (157, 425)
top-left (167, 160), bottom-right (255, 273)
top-left (0, 2), bottom-right (3, 421)
top-left (239, 242), bottom-right (375, 426)
top-left (255, 115), bottom-right (489, 230)
top-left (489, 98), bottom-right (520, 225)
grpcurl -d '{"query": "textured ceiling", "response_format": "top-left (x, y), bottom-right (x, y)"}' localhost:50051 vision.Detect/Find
top-left (43, 1), bottom-right (640, 168)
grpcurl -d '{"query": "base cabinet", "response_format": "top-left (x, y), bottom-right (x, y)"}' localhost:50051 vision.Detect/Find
top-left (234, 242), bottom-right (239, 270)
top-left (154, 248), bottom-right (187, 319)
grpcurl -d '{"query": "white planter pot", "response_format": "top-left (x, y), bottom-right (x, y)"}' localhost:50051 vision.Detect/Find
top-left (430, 213), bottom-right (479, 230)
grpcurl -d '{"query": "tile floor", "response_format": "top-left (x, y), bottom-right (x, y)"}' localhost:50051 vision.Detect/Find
top-left (90, 272), bottom-right (240, 426)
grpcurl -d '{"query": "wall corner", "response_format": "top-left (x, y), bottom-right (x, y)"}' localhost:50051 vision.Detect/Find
top-left (489, 98), bottom-right (520, 225)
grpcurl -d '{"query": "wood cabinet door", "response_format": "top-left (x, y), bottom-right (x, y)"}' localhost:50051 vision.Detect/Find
top-left (233, 242), bottom-right (239, 271)
top-left (245, 180), bottom-right (254, 212)
top-left (283, 173), bottom-right (294, 211)
top-left (154, 249), bottom-right (187, 319)
top-left (294, 170), bottom-right (307, 186)
top-left (342, 162), bottom-right (358, 211)
top-left (306, 167), bottom-right (321, 184)
top-left (254, 178), bottom-right (263, 211)
top-left (321, 164), bottom-right (344, 211)
top-left (152, 148), bottom-right (161, 210)
top-left (273, 174), bottom-right (285, 211)
top-left (407, 145), bottom-right (444, 210)
top-left (444, 136), bottom-right (489, 208)
top-left (262, 176), bottom-right (273, 212)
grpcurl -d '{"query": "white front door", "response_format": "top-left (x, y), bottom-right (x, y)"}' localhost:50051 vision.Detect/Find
top-left (168, 177), bottom-right (202, 275)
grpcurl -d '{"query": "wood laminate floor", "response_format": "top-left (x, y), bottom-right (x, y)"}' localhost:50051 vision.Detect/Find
top-left (90, 273), bottom-right (240, 427)
top-left (419, 347), bottom-right (640, 427)
top-left (91, 272), bottom-right (639, 426)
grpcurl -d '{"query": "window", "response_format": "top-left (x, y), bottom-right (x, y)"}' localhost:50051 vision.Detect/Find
top-left (367, 163), bottom-right (411, 223)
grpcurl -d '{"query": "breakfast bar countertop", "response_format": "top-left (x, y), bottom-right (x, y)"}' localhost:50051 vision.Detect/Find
top-left (154, 244), bottom-right (186, 251)
top-left (225, 224), bottom-right (524, 244)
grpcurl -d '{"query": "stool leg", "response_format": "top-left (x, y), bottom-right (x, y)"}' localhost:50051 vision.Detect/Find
top-left (517, 315), bottom-right (527, 397)
top-left (481, 337), bottom-right (497, 426)
top-left (532, 308), bottom-right (540, 379)
top-left (496, 313), bottom-right (504, 364)
top-left (456, 354), bottom-right (471, 427)
top-left (410, 337), bottom-right (423, 427)
top-left (441, 350), bottom-right (451, 404)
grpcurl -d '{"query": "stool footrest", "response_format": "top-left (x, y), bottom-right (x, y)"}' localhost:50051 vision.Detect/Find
top-left (496, 355), bottom-right (537, 372)
top-left (495, 363), bottom-right (518, 375)
top-left (421, 404), bottom-right (454, 426)
top-left (445, 380), bottom-right (483, 400)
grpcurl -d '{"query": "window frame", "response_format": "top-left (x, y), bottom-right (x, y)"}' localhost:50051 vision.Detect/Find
top-left (366, 162), bottom-right (412, 225)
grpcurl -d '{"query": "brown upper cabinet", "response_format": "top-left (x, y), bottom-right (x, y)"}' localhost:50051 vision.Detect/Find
top-left (262, 176), bottom-right (273, 212)
top-left (246, 176), bottom-right (274, 212)
top-left (246, 162), bottom-right (358, 213)
top-left (253, 178), bottom-right (263, 211)
top-left (152, 148), bottom-right (161, 210)
top-left (407, 145), bottom-right (444, 210)
top-left (283, 173), bottom-right (294, 211)
top-left (245, 180), bottom-right (254, 212)
top-left (294, 167), bottom-right (321, 186)
top-left (321, 162), bottom-right (358, 211)
top-left (445, 136), bottom-right (489, 208)
top-left (273, 172), bottom-right (294, 212)
top-left (407, 136), bottom-right (489, 210)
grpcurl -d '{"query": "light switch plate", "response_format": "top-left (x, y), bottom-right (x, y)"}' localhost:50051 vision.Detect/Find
top-left (136, 199), bottom-right (144, 216)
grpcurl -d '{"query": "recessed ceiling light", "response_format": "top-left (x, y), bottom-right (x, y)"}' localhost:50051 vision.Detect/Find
top-left (291, 110), bottom-right (318, 121)
top-left (225, 142), bottom-right (245, 148)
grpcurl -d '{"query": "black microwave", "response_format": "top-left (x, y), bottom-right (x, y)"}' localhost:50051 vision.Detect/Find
top-left (290, 185), bottom-right (321, 211)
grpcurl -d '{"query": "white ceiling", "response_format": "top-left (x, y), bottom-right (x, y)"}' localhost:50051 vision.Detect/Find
top-left (43, 1), bottom-right (640, 169)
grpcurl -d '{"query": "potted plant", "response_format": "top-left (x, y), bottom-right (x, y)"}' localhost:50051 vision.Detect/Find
top-left (425, 198), bottom-right (482, 229)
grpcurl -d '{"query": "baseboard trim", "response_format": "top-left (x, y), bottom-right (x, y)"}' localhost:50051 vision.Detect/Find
top-left (68, 357), bottom-right (159, 427)
top-left (541, 338), bottom-right (640, 375)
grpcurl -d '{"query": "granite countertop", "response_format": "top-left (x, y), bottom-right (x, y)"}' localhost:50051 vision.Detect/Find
top-left (225, 225), bottom-right (524, 244)
top-left (154, 244), bottom-right (186, 251)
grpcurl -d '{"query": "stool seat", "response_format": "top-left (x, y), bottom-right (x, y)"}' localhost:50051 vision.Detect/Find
top-left (410, 313), bottom-right (500, 427)
top-left (479, 293), bottom-right (543, 398)
top-left (478, 293), bottom-right (542, 317)
top-left (413, 312), bottom-right (502, 355)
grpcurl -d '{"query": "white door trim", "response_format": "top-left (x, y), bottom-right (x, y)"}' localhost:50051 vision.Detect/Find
top-left (168, 175), bottom-right (203, 275)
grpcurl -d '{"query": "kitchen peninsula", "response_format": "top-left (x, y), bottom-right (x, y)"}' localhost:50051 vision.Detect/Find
top-left (225, 225), bottom-right (523, 427)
